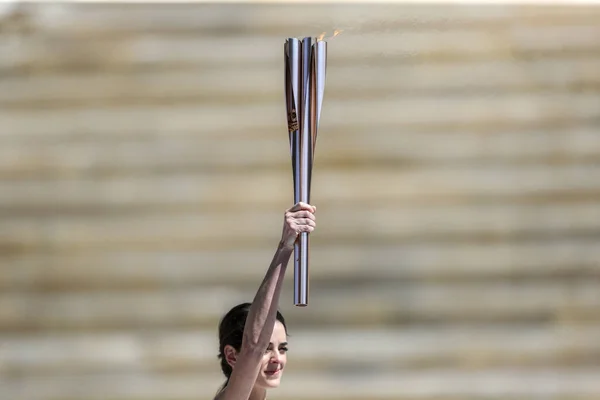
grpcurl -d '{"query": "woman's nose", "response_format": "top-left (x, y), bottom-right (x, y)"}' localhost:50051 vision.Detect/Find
top-left (269, 351), bottom-right (282, 363)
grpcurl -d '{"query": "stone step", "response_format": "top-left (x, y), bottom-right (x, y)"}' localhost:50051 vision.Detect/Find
top-left (0, 123), bottom-right (599, 178)
top-left (1, 92), bottom-right (598, 137)
top-left (26, 3), bottom-right (600, 37)
top-left (1, 280), bottom-right (598, 331)
top-left (0, 163), bottom-right (599, 215)
top-left (2, 325), bottom-right (599, 374)
top-left (0, 201), bottom-right (598, 250)
top-left (2, 56), bottom-right (599, 107)
top-left (3, 16), bottom-right (600, 73)
top-left (1, 367), bottom-right (599, 400)
top-left (1, 238), bottom-right (598, 291)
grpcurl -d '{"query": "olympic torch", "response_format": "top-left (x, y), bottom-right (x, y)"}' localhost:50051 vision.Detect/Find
top-left (284, 36), bottom-right (327, 307)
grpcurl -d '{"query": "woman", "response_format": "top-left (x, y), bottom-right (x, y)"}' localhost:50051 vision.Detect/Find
top-left (214, 202), bottom-right (317, 400)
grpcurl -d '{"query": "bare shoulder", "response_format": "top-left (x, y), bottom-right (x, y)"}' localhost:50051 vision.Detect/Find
top-left (213, 390), bottom-right (224, 400)
top-left (213, 386), bottom-right (227, 400)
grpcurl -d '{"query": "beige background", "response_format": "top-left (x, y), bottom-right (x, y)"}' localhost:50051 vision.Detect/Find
top-left (0, 2), bottom-right (599, 400)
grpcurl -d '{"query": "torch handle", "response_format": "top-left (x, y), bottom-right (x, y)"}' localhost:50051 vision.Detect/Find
top-left (293, 152), bottom-right (310, 307)
top-left (294, 232), bottom-right (309, 306)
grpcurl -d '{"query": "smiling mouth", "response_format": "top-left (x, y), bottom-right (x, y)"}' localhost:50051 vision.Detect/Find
top-left (264, 369), bottom-right (281, 377)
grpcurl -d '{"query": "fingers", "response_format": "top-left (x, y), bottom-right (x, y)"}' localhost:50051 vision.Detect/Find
top-left (283, 204), bottom-right (317, 235)
top-left (281, 203), bottom-right (317, 247)
top-left (292, 219), bottom-right (315, 232)
top-left (286, 210), bottom-right (315, 221)
top-left (287, 202), bottom-right (316, 214)
top-left (295, 218), bottom-right (316, 227)
top-left (284, 215), bottom-right (316, 228)
top-left (296, 224), bottom-right (315, 233)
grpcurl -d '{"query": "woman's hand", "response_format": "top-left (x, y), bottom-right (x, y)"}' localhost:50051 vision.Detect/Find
top-left (280, 202), bottom-right (316, 250)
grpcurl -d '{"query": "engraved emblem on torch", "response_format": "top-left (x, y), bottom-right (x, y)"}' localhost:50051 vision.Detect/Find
top-left (284, 36), bottom-right (327, 307)
top-left (287, 109), bottom-right (299, 132)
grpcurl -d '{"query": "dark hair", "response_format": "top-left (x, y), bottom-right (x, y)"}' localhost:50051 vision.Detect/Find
top-left (216, 302), bottom-right (288, 391)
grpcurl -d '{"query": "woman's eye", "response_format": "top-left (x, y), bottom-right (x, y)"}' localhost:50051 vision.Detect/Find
top-left (265, 345), bottom-right (288, 354)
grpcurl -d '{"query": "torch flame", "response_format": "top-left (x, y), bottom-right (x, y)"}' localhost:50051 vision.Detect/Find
top-left (315, 29), bottom-right (343, 42)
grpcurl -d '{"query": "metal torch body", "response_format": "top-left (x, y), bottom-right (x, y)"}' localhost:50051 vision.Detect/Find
top-left (284, 36), bottom-right (327, 307)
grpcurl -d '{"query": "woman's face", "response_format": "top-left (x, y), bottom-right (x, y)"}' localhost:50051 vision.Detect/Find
top-left (255, 320), bottom-right (288, 389)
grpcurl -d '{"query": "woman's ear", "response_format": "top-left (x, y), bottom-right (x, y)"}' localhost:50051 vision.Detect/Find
top-left (224, 345), bottom-right (238, 369)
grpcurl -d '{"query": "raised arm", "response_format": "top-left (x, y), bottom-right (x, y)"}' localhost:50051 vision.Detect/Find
top-left (216, 202), bottom-right (316, 400)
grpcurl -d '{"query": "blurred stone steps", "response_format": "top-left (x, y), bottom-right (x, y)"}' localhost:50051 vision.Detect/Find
top-left (1, 280), bottom-right (598, 331)
top-left (1, 367), bottom-right (599, 400)
top-left (0, 56), bottom-right (581, 99)
top-left (3, 14), bottom-right (600, 74)
top-left (2, 325), bottom-right (600, 375)
top-left (1, 164), bottom-right (599, 222)
top-left (1, 124), bottom-right (599, 178)
top-left (1, 239), bottom-right (598, 291)
top-left (2, 93), bottom-right (598, 137)
top-left (0, 202), bottom-right (598, 251)
top-left (25, 3), bottom-right (600, 37)
top-left (1, 56), bottom-right (599, 107)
